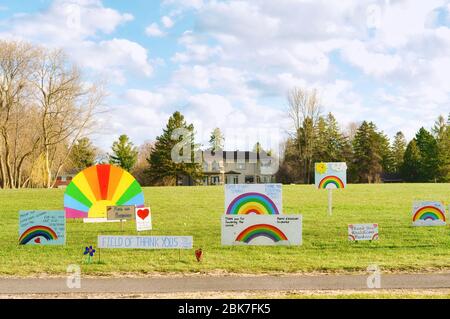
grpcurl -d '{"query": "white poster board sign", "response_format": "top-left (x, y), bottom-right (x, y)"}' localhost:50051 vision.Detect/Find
top-left (221, 215), bottom-right (302, 246)
top-left (98, 236), bottom-right (192, 249)
top-left (314, 162), bottom-right (347, 189)
top-left (348, 224), bottom-right (379, 241)
top-left (412, 201), bottom-right (446, 226)
top-left (225, 184), bottom-right (282, 215)
top-left (135, 207), bottom-right (152, 231)
top-left (83, 218), bottom-right (123, 223)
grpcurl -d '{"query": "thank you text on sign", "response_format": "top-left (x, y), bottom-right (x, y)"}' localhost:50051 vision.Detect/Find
top-left (98, 235), bottom-right (193, 249)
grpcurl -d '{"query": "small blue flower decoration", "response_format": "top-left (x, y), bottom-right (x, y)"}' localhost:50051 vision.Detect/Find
top-left (84, 246), bottom-right (96, 259)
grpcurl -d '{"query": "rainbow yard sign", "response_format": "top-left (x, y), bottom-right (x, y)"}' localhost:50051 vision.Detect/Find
top-left (225, 184), bottom-right (282, 215)
top-left (18, 211), bottom-right (66, 245)
top-left (315, 162), bottom-right (347, 190)
top-left (221, 215), bottom-right (302, 246)
top-left (412, 201), bottom-right (447, 227)
top-left (64, 164), bottom-right (145, 219)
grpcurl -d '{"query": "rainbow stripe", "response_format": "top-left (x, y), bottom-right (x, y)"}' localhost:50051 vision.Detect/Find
top-left (413, 206), bottom-right (446, 222)
top-left (19, 225), bottom-right (58, 245)
top-left (318, 175), bottom-right (345, 189)
top-left (64, 164), bottom-right (145, 219)
top-left (235, 224), bottom-right (288, 243)
top-left (226, 192), bottom-right (279, 215)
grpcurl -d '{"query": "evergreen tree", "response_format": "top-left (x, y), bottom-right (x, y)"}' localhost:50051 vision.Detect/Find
top-left (391, 132), bottom-right (407, 174)
top-left (209, 128), bottom-right (224, 152)
top-left (324, 113), bottom-right (350, 162)
top-left (433, 115), bottom-right (450, 182)
top-left (377, 130), bottom-right (395, 174)
top-left (351, 121), bottom-right (385, 183)
top-left (147, 111), bottom-right (202, 185)
top-left (68, 137), bottom-right (97, 171)
top-left (313, 116), bottom-right (328, 161)
top-left (108, 134), bottom-right (138, 171)
top-left (415, 127), bottom-right (439, 182)
top-left (401, 140), bottom-right (422, 182)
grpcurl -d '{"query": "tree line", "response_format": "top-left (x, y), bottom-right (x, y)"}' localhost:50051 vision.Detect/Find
top-left (100, 106), bottom-right (449, 186)
top-left (277, 88), bottom-right (450, 184)
top-left (1, 40), bottom-right (448, 188)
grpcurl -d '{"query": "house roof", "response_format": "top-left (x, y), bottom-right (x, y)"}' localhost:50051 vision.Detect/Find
top-left (201, 150), bottom-right (273, 162)
top-left (224, 170), bottom-right (241, 175)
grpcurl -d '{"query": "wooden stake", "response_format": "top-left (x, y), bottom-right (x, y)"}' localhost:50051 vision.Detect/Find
top-left (120, 219), bottom-right (124, 232)
top-left (328, 188), bottom-right (333, 216)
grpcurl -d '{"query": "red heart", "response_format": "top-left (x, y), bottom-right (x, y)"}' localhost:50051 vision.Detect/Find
top-left (195, 248), bottom-right (202, 262)
top-left (137, 208), bottom-right (150, 220)
top-left (34, 238), bottom-right (41, 244)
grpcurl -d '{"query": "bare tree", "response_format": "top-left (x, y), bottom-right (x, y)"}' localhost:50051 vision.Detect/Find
top-left (287, 87), bottom-right (322, 183)
top-left (32, 49), bottom-right (104, 188)
top-left (0, 41), bottom-right (41, 188)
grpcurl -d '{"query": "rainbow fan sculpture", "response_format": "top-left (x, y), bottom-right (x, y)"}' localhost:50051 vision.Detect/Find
top-left (64, 164), bottom-right (145, 219)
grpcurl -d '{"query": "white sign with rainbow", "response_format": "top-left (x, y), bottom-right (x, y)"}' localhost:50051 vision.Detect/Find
top-left (314, 162), bottom-right (347, 190)
top-left (225, 184), bottom-right (282, 215)
top-left (412, 201), bottom-right (447, 227)
top-left (221, 215), bottom-right (302, 246)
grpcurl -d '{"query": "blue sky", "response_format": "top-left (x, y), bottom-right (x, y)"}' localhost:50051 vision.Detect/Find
top-left (0, 0), bottom-right (449, 152)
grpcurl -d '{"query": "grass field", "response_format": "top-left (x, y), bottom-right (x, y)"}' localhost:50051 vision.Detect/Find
top-left (0, 184), bottom-right (449, 276)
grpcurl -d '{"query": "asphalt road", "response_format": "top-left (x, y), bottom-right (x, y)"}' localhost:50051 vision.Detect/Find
top-left (1, 273), bottom-right (450, 295)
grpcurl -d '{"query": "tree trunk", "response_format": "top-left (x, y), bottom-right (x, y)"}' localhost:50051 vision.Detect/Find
top-left (0, 155), bottom-right (6, 188)
top-left (45, 145), bottom-right (52, 189)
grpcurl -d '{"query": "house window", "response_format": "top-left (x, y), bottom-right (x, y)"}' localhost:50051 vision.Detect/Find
top-left (233, 176), bottom-right (239, 184)
top-left (245, 175), bottom-right (254, 184)
top-left (211, 176), bottom-right (220, 185)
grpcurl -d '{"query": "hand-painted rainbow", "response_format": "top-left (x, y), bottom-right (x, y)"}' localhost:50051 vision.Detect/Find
top-left (226, 192), bottom-right (279, 215)
top-left (318, 175), bottom-right (345, 189)
top-left (19, 225), bottom-right (58, 245)
top-left (413, 206), bottom-right (446, 222)
top-left (235, 224), bottom-right (288, 243)
top-left (64, 164), bottom-right (145, 219)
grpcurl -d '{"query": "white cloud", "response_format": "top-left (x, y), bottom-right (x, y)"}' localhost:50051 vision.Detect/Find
top-left (161, 15), bottom-right (174, 28)
top-left (340, 40), bottom-right (401, 77)
top-left (0, 0), bottom-right (153, 83)
top-left (145, 22), bottom-right (166, 37)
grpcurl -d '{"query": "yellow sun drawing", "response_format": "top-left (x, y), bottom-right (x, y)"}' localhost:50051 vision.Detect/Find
top-left (315, 162), bottom-right (327, 174)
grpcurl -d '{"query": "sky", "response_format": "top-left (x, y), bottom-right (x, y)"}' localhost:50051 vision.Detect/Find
top-left (0, 0), bottom-right (449, 152)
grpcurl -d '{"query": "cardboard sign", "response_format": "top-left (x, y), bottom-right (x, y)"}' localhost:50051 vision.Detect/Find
top-left (98, 236), bottom-right (193, 249)
top-left (314, 162), bottom-right (347, 189)
top-left (106, 205), bottom-right (135, 220)
top-left (221, 215), bottom-right (302, 246)
top-left (225, 183), bottom-right (283, 215)
top-left (18, 210), bottom-right (66, 245)
top-left (412, 201), bottom-right (447, 226)
top-left (348, 224), bottom-right (379, 241)
top-left (64, 164), bottom-right (145, 219)
top-left (135, 207), bottom-right (152, 231)
top-left (83, 218), bottom-right (124, 223)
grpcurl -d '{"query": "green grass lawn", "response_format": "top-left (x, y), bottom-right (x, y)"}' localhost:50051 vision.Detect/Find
top-left (0, 184), bottom-right (449, 276)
